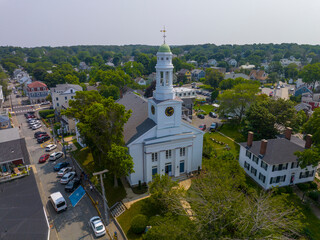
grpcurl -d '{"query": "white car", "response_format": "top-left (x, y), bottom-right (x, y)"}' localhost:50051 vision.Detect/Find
top-left (89, 216), bottom-right (106, 237)
top-left (45, 144), bottom-right (57, 152)
top-left (60, 171), bottom-right (76, 184)
top-left (32, 124), bottom-right (42, 130)
top-left (57, 167), bottom-right (72, 177)
top-left (49, 151), bottom-right (64, 161)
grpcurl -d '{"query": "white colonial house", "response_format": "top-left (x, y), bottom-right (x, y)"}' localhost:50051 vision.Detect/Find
top-left (118, 43), bottom-right (204, 186)
top-left (239, 129), bottom-right (317, 190)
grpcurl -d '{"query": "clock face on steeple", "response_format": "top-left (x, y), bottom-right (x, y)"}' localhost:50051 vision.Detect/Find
top-left (165, 107), bottom-right (174, 117)
top-left (151, 105), bottom-right (155, 115)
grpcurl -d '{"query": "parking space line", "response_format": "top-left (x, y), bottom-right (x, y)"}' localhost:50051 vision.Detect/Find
top-left (41, 140), bottom-right (53, 148)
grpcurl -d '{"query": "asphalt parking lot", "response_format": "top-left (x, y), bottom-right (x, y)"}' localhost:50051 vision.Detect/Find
top-left (18, 114), bottom-right (108, 240)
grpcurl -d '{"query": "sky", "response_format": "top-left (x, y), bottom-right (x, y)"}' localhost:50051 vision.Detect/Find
top-left (1, 0), bottom-right (320, 47)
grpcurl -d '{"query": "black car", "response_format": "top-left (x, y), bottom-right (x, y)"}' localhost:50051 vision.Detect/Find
top-left (197, 114), bottom-right (205, 119)
top-left (53, 162), bottom-right (70, 171)
top-left (65, 178), bottom-right (81, 192)
top-left (37, 135), bottom-right (50, 143)
top-left (34, 131), bottom-right (47, 138)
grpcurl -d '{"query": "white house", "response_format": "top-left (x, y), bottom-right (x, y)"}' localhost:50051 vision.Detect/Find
top-left (239, 129), bottom-right (317, 190)
top-left (208, 59), bottom-right (218, 66)
top-left (135, 77), bottom-right (146, 86)
top-left (228, 59), bottom-right (237, 67)
top-left (118, 43), bottom-right (204, 186)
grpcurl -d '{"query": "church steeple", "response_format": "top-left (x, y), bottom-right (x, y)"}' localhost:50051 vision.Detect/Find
top-left (153, 33), bottom-right (174, 101)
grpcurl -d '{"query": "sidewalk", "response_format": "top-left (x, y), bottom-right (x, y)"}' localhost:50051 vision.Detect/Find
top-left (293, 186), bottom-right (320, 219)
top-left (121, 177), bottom-right (150, 209)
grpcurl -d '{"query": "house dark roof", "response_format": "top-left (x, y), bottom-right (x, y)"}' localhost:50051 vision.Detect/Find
top-left (0, 171), bottom-right (48, 240)
top-left (117, 92), bottom-right (156, 144)
top-left (0, 138), bottom-right (30, 164)
top-left (0, 128), bottom-right (20, 143)
top-left (239, 138), bottom-right (305, 165)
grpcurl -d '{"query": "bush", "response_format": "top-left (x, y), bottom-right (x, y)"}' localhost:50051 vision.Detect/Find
top-left (297, 182), bottom-right (318, 191)
top-left (308, 191), bottom-right (320, 201)
top-left (275, 186), bottom-right (293, 194)
top-left (39, 109), bottom-right (55, 119)
top-left (131, 214), bottom-right (148, 234)
top-left (309, 181), bottom-right (318, 190)
top-left (46, 113), bottom-right (55, 119)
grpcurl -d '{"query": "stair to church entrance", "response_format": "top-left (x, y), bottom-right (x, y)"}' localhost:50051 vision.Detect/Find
top-left (171, 173), bottom-right (188, 182)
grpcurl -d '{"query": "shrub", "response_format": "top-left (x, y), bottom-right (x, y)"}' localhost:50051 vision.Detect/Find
top-left (46, 113), bottom-right (55, 119)
top-left (309, 181), bottom-right (318, 190)
top-left (39, 109), bottom-right (55, 119)
top-left (308, 191), bottom-right (320, 201)
top-left (297, 183), bottom-right (310, 191)
top-left (131, 214), bottom-right (148, 234)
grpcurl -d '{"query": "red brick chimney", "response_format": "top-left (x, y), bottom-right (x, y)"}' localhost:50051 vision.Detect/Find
top-left (260, 139), bottom-right (268, 155)
top-left (305, 134), bottom-right (312, 149)
top-left (247, 131), bottom-right (254, 147)
top-left (285, 127), bottom-right (292, 140)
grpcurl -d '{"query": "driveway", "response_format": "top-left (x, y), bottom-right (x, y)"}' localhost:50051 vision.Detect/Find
top-left (191, 113), bottom-right (222, 132)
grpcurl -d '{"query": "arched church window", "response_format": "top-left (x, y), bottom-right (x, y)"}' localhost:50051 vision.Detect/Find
top-left (166, 72), bottom-right (169, 86)
top-left (161, 57), bottom-right (164, 60)
top-left (166, 57), bottom-right (169, 60)
top-left (160, 72), bottom-right (164, 86)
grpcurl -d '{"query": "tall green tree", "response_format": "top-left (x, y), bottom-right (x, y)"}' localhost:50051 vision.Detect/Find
top-left (300, 63), bottom-right (320, 89)
top-left (205, 68), bottom-right (224, 88)
top-left (302, 107), bottom-right (320, 144)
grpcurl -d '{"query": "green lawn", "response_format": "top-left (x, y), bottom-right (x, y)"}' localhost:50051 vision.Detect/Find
top-left (219, 123), bottom-right (246, 142)
top-left (204, 131), bottom-right (240, 156)
top-left (117, 198), bottom-right (160, 240)
top-left (194, 103), bottom-right (215, 114)
top-left (71, 146), bottom-right (126, 206)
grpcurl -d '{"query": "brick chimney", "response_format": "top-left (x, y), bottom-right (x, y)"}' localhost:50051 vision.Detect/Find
top-left (260, 139), bottom-right (268, 155)
top-left (285, 127), bottom-right (292, 140)
top-left (247, 131), bottom-right (254, 147)
top-left (305, 134), bottom-right (312, 149)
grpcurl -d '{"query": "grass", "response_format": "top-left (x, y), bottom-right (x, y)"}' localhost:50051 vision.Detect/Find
top-left (219, 123), bottom-right (246, 142)
top-left (204, 131), bottom-right (240, 156)
top-left (71, 146), bottom-right (126, 206)
top-left (117, 198), bottom-right (160, 240)
top-left (194, 104), bottom-right (215, 114)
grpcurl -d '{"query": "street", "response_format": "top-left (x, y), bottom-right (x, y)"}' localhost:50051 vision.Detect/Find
top-left (17, 113), bottom-right (109, 240)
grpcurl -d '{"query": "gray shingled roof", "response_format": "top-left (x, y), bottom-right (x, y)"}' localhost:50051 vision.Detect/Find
top-left (0, 128), bottom-right (20, 143)
top-left (239, 138), bottom-right (305, 165)
top-left (117, 92), bottom-right (156, 145)
top-left (0, 138), bottom-right (30, 164)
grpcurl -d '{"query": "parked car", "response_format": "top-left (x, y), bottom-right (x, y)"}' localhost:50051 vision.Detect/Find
top-left (197, 114), bottom-right (205, 119)
top-left (39, 154), bottom-right (50, 163)
top-left (209, 112), bottom-right (217, 118)
top-left (35, 131), bottom-right (47, 138)
top-left (45, 144), bottom-right (57, 152)
top-left (199, 124), bottom-right (206, 131)
top-left (49, 151), bottom-right (64, 161)
top-left (37, 133), bottom-right (49, 139)
top-left (65, 178), bottom-right (81, 192)
top-left (57, 167), bottom-right (73, 177)
top-left (60, 172), bottom-right (76, 184)
top-left (281, 85), bottom-right (285, 88)
top-left (269, 91), bottom-right (273, 96)
top-left (40, 101), bottom-right (50, 105)
top-left (26, 114), bottom-right (36, 119)
top-left (210, 122), bottom-right (217, 131)
top-left (270, 86), bottom-right (274, 89)
top-left (49, 192), bottom-right (67, 213)
top-left (32, 124), bottom-right (42, 130)
top-left (89, 216), bottom-right (106, 237)
top-left (16, 94), bottom-right (20, 98)
top-left (54, 162), bottom-right (70, 171)
top-left (277, 85), bottom-right (281, 89)
top-left (37, 135), bottom-right (50, 143)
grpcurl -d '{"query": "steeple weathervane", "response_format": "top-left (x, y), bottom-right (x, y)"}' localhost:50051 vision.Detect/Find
top-left (160, 26), bottom-right (166, 44)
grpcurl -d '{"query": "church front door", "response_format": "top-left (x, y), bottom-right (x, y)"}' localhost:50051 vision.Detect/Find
top-left (180, 161), bottom-right (185, 173)
top-left (165, 164), bottom-right (172, 176)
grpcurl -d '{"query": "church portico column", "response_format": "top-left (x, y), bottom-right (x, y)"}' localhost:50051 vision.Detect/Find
top-left (174, 149), bottom-right (180, 177)
top-left (187, 146), bottom-right (193, 173)
top-left (159, 151), bottom-right (166, 176)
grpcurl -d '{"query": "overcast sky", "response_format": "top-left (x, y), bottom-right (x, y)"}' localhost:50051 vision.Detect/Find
top-left (1, 0), bottom-right (320, 47)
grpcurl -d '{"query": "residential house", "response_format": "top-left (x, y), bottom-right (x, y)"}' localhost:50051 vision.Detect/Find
top-left (148, 72), bottom-right (157, 83)
top-left (294, 102), bottom-right (313, 116)
top-left (239, 130), bottom-right (317, 190)
top-left (173, 87), bottom-right (197, 119)
top-left (228, 59), bottom-right (237, 67)
top-left (208, 59), bottom-right (218, 66)
top-left (79, 62), bottom-right (90, 70)
top-left (294, 85), bottom-right (312, 97)
top-left (301, 92), bottom-right (320, 110)
top-left (224, 73), bottom-right (249, 80)
top-left (280, 57), bottom-right (301, 67)
top-left (261, 62), bottom-right (269, 71)
top-left (240, 63), bottom-right (255, 70)
top-left (26, 81), bottom-right (49, 104)
top-left (211, 67), bottom-right (226, 74)
top-left (105, 62), bottom-right (115, 67)
top-left (51, 84), bottom-right (83, 134)
top-left (177, 69), bottom-right (192, 82)
top-left (187, 60), bottom-right (198, 66)
top-left (249, 70), bottom-right (268, 83)
top-left (135, 77), bottom-right (146, 86)
top-left (191, 69), bottom-right (205, 81)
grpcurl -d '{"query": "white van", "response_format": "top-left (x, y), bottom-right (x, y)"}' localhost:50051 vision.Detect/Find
top-left (49, 192), bottom-right (67, 213)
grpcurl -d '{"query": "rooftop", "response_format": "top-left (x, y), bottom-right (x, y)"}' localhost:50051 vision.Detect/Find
top-left (50, 83), bottom-right (83, 92)
top-left (158, 44), bottom-right (171, 53)
top-left (0, 128), bottom-right (20, 143)
top-left (27, 81), bottom-right (47, 89)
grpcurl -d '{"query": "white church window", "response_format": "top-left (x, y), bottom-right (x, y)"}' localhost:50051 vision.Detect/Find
top-left (180, 147), bottom-right (186, 156)
top-left (152, 153), bottom-right (158, 162)
top-left (152, 167), bottom-right (158, 177)
top-left (166, 150), bottom-right (172, 159)
top-left (161, 57), bottom-right (164, 60)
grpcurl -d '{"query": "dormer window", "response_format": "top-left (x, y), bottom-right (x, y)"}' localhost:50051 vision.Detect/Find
top-left (70, 89), bottom-right (73, 93)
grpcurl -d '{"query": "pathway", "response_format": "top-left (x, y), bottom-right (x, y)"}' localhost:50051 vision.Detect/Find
top-left (293, 186), bottom-right (320, 219)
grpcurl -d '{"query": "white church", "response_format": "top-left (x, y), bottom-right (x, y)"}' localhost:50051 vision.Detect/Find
top-left (118, 42), bottom-right (204, 186)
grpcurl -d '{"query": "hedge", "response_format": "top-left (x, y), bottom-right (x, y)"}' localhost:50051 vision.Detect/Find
top-left (39, 109), bottom-right (55, 119)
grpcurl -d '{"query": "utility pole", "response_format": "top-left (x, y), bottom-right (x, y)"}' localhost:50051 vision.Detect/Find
top-left (93, 169), bottom-right (110, 225)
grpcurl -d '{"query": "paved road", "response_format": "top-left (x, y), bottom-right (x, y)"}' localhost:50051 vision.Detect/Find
top-left (17, 113), bottom-right (109, 240)
top-left (260, 82), bottom-right (294, 100)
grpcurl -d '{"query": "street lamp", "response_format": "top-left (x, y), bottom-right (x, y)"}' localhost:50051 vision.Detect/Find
top-left (93, 169), bottom-right (110, 225)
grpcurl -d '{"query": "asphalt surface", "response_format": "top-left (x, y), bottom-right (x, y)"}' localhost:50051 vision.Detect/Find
top-left (17, 113), bottom-right (109, 240)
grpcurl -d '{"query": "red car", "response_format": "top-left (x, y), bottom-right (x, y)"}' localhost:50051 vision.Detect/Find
top-left (26, 115), bottom-right (36, 119)
top-left (199, 124), bottom-right (206, 131)
top-left (39, 154), bottom-right (50, 163)
top-left (37, 134), bottom-right (49, 139)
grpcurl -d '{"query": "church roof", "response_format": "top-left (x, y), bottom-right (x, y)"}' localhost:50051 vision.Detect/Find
top-left (158, 44), bottom-right (171, 53)
top-left (117, 92), bottom-right (156, 145)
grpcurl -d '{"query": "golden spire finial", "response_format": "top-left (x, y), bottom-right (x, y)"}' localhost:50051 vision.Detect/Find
top-left (160, 26), bottom-right (166, 44)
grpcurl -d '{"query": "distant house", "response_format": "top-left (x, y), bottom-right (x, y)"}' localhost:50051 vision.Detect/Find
top-left (191, 69), bottom-right (205, 81)
top-left (239, 130), bottom-right (318, 190)
top-left (294, 102), bottom-right (312, 116)
top-left (294, 85), bottom-right (312, 97)
top-left (135, 77), bottom-right (146, 86)
top-left (148, 72), bottom-right (157, 83)
top-left (249, 70), bottom-right (268, 83)
top-left (105, 62), bottom-right (115, 67)
top-left (228, 59), bottom-right (237, 67)
top-left (261, 62), bottom-right (269, 71)
top-left (26, 81), bottom-right (49, 104)
top-left (79, 62), bottom-right (90, 70)
top-left (224, 73), bottom-right (249, 80)
top-left (280, 57), bottom-right (301, 67)
top-left (0, 109), bottom-right (11, 130)
top-left (211, 67), bottom-right (226, 74)
top-left (187, 60), bottom-right (198, 66)
top-left (301, 92), bottom-right (320, 110)
top-left (240, 63), bottom-right (255, 70)
top-left (208, 59), bottom-right (218, 66)
top-left (177, 69), bottom-right (191, 82)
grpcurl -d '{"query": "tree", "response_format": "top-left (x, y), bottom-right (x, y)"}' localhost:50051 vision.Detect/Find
top-left (107, 144), bottom-right (134, 187)
top-left (284, 63), bottom-right (299, 79)
top-left (0, 72), bottom-right (11, 100)
top-left (218, 83), bottom-right (259, 122)
top-left (211, 89), bottom-right (219, 101)
top-left (295, 146), bottom-right (320, 169)
top-left (267, 72), bottom-right (278, 84)
top-left (64, 74), bottom-right (80, 84)
top-left (205, 68), bottom-right (224, 88)
top-left (98, 84), bottom-right (120, 100)
top-left (300, 63), bottom-right (320, 90)
top-left (144, 80), bottom-right (156, 98)
top-left (268, 98), bottom-right (296, 125)
top-left (302, 107), bottom-right (320, 144)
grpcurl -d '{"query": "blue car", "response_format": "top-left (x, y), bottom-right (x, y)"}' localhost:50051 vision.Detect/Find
top-left (54, 162), bottom-right (70, 171)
